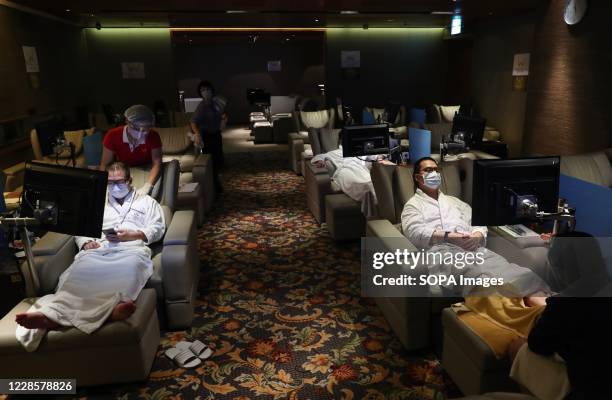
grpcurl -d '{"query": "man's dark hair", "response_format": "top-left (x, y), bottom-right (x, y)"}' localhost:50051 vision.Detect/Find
top-left (413, 156), bottom-right (438, 188)
top-left (197, 80), bottom-right (215, 97)
top-left (107, 161), bottom-right (131, 181)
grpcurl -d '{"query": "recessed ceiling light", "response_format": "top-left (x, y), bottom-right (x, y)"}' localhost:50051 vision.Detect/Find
top-left (226, 10), bottom-right (247, 14)
top-left (431, 11), bottom-right (454, 15)
top-left (65, 9), bottom-right (71, 12)
top-left (340, 10), bottom-right (359, 15)
top-left (315, 18), bottom-right (320, 22)
top-left (386, 19), bottom-right (395, 22)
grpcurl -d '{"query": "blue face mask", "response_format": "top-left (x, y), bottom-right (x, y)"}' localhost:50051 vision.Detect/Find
top-left (423, 171), bottom-right (441, 190)
top-left (110, 183), bottom-right (130, 199)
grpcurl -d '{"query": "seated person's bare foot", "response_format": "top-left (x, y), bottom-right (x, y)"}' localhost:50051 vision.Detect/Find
top-left (15, 312), bottom-right (60, 330)
top-left (109, 300), bottom-right (136, 321)
top-left (524, 294), bottom-right (548, 307)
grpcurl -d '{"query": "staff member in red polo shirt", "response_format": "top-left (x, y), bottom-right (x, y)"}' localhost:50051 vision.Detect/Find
top-left (99, 105), bottom-right (162, 196)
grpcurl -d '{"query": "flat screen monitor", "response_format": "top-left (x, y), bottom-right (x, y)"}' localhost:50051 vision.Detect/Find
top-left (341, 124), bottom-right (390, 157)
top-left (247, 88), bottom-right (271, 106)
top-left (34, 118), bottom-right (64, 157)
top-left (472, 157), bottom-right (560, 226)
top-left (20, 162), bottom-right (108, 238)
top-left (452, 114), bottom-right (486, 149)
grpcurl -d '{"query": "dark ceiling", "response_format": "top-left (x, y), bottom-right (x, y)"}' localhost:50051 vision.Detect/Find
top-left (9, 0), bottom-right (546, 28)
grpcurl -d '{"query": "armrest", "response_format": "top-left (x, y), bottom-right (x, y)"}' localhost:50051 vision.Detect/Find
top-left (3, 162), bottom-right (26, 192)
top-left (32, 232), bottom-right (74, 256)
top-left (366, 219), bottom-right (418, 252)
top-left (161, 209), bottom-right (198, 304)
top-left (469, 149), bottom-right (500, 160)
top-left (163, 210), bottom-right (196, 246)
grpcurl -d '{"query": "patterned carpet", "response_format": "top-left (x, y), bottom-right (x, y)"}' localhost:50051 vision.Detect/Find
top-left (35, 152), bottom-right (460, 400)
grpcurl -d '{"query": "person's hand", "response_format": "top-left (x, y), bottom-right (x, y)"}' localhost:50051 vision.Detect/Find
top-left (446, 232), bottom-right (471, 248)
top-left (507, 337), bottom-right (527, 361)
top-left (82, 241), bottom-right (101, 250)
top-left (462, 231), bottom-right (484, 252)
top-left (194, 134), bottom-right (203, 148)
top-left (313, 160), bottom-right (325, 168)
top-left (113, 229), bottom-right (145, 242)
top-left (136, 182), bottom-right (152, 196)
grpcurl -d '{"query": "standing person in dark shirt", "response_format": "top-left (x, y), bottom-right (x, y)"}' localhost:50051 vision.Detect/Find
top-left (190, 81), bottom-right (227, 193)
top-left (511, 232), bottom-right (612, 399)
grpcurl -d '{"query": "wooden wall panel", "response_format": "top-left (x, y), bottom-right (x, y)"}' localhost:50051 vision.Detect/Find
top-left (523, 0), bottom-right (612, 155)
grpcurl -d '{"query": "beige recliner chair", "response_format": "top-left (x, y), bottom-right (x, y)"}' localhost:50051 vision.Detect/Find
top-left (0, 161), bottom-right (197, 386)
top-left (30, 128), bottom-right (95, 167)
top-left (156, 126), bottom-right (215, 226)
top-left (366, 159), bottom-right (550, 394)
top-left (560, 148), bottom-right (612, 188)
top-left (288, 109), bottom-right (335, 175)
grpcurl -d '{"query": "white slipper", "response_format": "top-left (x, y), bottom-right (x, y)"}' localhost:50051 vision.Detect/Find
top-left (165, 347), bottom-right (201, 368)
top-left (175, 340), bottom-right (214, 360)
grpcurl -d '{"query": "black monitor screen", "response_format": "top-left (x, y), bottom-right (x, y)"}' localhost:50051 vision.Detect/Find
top-left (247, 88), bottom-right (270, 106)
top-left (34, 118), bottom-right (63, 157)
top-left (472, 157), bottom-right (560, 226)
top-left (21, 162), bottom-right (108, 238)
top-left (452, 114), bottom-right (486, 149)
top-left (342, 124), bottom-right (390, 157)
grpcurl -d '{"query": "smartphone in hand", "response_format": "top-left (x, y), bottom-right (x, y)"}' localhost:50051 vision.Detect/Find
top-left (103, 228), bottom-right (117, 236)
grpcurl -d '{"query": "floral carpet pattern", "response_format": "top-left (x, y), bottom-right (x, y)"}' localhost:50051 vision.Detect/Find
top-left (31, 152), bottom-right (459, 400)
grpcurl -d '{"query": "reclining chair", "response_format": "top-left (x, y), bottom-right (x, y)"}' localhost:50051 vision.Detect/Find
top-left (31, 127), bottom-right (96, 168)
top-left (366, 158), bottom-right (550, 395)
top-left (288, 109), bottom-right (335, 175)
top-left (303, 128), bottom-right (342, 224)
top-left (156, 126), bottom-right (215, 226)
top-left (0, 160), bottom-right (198, 386)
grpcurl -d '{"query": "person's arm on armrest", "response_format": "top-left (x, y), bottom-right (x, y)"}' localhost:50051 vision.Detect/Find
top-left (400, 202), bottom-right (436, 249)
top-left (137, 198), bottom-right (166, 244)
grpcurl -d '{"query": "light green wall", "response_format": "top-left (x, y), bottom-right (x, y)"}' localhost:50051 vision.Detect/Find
top-left (84, 28), bottom-right (177, 115)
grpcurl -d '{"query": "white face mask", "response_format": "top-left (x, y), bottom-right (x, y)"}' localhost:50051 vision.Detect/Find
top-left (109, 183), bottom-right (130, 199)
top-left (422, 171), bottom-right (441, 190)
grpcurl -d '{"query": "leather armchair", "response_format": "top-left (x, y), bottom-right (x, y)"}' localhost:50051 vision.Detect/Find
top-left (17, 160), bottom-right (199, 330)
top-left (156, 126), bottom-right (215, 226)
top-left (288, 109), bottom-right (336, 175)
top-left (30, 128), bottom-right (96, 167)
top-left (560, 148), bottom-right (612, 188)
top-left (0, 161), bottom-right (195, 386)
top-left (304, 159), bottom-right (341, 224)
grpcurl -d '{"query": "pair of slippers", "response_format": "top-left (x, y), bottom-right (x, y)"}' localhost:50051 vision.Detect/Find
top-left (165, 340), bottom-right (213, 368)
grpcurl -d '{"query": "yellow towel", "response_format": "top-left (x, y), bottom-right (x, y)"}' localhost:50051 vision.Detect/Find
top-left (457, 295), bottom-right (545, 358)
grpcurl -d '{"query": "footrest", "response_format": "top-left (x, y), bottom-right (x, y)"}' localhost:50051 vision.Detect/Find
top-left (0, 289), bottom-right (160, 387)
top-left (325, 193), bottom-right (365, 240)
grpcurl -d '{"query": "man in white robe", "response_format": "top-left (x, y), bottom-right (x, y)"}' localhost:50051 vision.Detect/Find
top-left (15, 161), bottom-right (165, 351)
top-left (401, 157), bottom-right (548, 299)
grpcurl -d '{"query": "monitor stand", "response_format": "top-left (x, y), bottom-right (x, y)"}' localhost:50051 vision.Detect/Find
top-left (0, 217), bottom-right (40, 297)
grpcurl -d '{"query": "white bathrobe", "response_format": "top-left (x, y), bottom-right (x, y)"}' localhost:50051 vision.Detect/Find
top-left (311, 148), bottom-right (378, 216)
top-left (16, 191), bottom-right (165, 351)
top-left (401, 189), bottom-right (548, 297)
